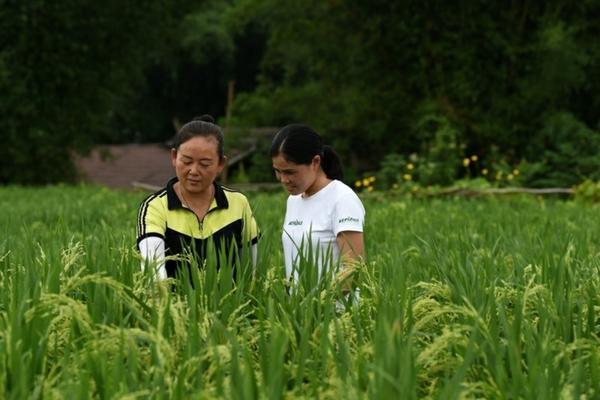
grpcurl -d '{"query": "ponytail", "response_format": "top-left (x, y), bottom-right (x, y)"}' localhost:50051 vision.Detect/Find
top-left (271, 124), bottom-right (345, 181)
top-left (321, 145), bottom-right (343, 180)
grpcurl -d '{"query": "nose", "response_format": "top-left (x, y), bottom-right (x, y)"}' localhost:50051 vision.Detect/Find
top-left (279, 174), bottom-right (290, 184)
top-left (275, 171), bottom-right (286, 183)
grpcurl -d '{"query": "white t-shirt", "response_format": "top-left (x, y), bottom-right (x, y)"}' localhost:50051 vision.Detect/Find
top-left (282, 180), bottom-right (365, 281)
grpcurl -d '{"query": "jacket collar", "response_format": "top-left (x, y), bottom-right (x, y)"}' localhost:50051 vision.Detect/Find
top-left (166, 177), bottom-right (228, 211)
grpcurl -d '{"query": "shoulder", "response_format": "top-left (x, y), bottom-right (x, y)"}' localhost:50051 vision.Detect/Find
top-left (137, 188), bottom-right (168, 226)
top-left (220, 184), bottom-right (252, 206)
top-left (220, 184), bottom-right (249, 200)
top-left (138, 188), bottom-right (168, 209)
top-left (330, 181), bottom-right (365, 216)
top-left (330, 180), bottom-right (361, 202)
top-left (331, 180), bottom-right (355, 194)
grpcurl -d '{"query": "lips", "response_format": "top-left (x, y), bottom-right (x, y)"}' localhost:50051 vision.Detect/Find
top-left (286, 186), bottom-right (300, 194)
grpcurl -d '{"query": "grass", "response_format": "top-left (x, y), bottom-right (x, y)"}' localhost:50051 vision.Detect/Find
top-left (1, 185), bottom-right (600, 399)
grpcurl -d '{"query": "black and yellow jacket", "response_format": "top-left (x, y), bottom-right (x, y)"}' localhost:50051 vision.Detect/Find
top-left (137, 177), bottom-right (259, 278)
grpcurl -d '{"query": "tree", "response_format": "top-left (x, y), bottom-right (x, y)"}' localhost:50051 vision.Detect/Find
top-left (114, 0), bottom-right (267, 144)
top-left (228, 0), bottom-right (600, 184)
top-left (0, 0), bottom-right (190, 184)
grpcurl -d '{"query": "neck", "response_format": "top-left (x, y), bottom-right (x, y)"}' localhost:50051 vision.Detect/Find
top-left (304, 171), bottom-right (331, 197)
top-left (176, 181), bottom-right (214, 208)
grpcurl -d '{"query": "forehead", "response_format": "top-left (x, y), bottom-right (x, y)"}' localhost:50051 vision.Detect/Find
top-left (272, 154), bottom-right (306, 169)
top-left (178, 135), bottom-right (219, 158)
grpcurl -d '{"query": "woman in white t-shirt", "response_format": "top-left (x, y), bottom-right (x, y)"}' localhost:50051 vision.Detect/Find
top-left (271, 124), bottom-right (365, 293)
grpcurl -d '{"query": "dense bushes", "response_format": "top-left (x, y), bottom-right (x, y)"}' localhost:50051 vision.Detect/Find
top-left (228, 0), bottom-right (600, 188)
top-left (1, 1), bottom-right (599, 187)
top-left (0, 1), bottom-right (190, 184)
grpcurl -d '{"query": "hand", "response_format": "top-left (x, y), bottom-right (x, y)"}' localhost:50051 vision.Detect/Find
top-left (335, 261), bottom-right (358, 294)
top-left (146, 279), bottom-right (172, 303)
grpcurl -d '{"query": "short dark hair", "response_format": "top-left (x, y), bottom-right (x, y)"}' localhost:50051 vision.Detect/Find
top-left (174, 114), bottom-right (224, 159)
top-left (271, 124), bottom-right (343, 180)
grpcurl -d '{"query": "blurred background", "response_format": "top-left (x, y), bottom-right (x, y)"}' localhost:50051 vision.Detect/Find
top-left (1, 0), bottom-right (599, 190)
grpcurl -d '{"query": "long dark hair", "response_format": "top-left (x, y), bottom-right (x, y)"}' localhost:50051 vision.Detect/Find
top-left (174, 114), bottom-right (224, 159)
top-left (270, 124), bottom-right (343, 180)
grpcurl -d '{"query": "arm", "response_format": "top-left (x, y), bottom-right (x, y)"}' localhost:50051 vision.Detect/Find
top-left (137, 195), bottom-right (168, 280)
top-left (139, 236), bottom-right (167, 280)
top-left (331, 190), bottom-right (366, 292)
top-left (336, 230), bottom-right (364, 292)
top-left (251, 243), bottom-right (258, 270)
top-left (242, 198), bottom-right (260, 270)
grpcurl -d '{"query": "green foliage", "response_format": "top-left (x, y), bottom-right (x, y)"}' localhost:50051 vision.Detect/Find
top-left (413, 110), bottom-right (465, 186)
top-left (2, 0), bottom-right (600, 187)
top-left (574, 180), bottom-right (600, 203)
top-left (451, 177), bottom-right (492, 190)
top-left (245, 139), bottom-right (276, 183)
top-left (227, 0), bottom-right (600, 186)
top-left (116, 0), bottom-right (267, 144)
top-left (0, 1), bottom-right (188, 184)
top-left (229, 162), bottom-right (250, 184)
top-left (2, 186), bottom-right (600, 397)
top-left (523, 112), bottom-right (600, 188)
top-left (362, 113), bottom-right (464, 190)
top-left (374, 153), bottom-right (407, 190)
top-left (182, 3), bottom-right (235, 66)
top-left (371, 109), bottom-right (600, 190)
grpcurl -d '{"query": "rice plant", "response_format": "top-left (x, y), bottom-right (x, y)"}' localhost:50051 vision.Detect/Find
top-left (1, 186), bottom-right (599, 399)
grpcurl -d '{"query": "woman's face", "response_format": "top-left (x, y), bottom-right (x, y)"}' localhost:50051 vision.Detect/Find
top-left (272, 153), bottom-right (320, 195)
top-left (172, 135), bottom-right (225, 194)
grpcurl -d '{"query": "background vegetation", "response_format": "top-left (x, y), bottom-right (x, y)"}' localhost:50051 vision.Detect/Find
top-left (1, 0), bottom-right (599, 187)
top-left (1, 186), bottom-right (600, 398)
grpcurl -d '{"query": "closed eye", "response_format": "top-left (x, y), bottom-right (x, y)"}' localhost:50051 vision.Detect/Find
top-left (273, 168), bottom-right (296, 175)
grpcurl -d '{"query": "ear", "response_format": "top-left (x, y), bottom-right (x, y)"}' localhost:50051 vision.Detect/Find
top-left (217, 155), bottom-right (227, 173)
top-left (312, 155), bottom-right (321, 169)
top-left (171, 148), bottom-right (178, 167)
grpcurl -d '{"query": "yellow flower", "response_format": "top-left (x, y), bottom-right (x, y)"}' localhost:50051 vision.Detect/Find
top-left (481, 168), bottom-right (488, 175)
top-left (463, 158), bottom-right (470, 167)
top-left (495, 171), bottom-right (503, 180)
top-left (507, 174), bottom-right (514, 181)
top-left (513, 169), bottom-right (520, 176)
top-left (403, 174), bottom-right (412, 181)
top-left (362, 178), bottom-right (370, 187)
top-left (470, 155), bottom-right (478, 162)
top-left (369, 176), bottom-right (376, 183)
top-left (367, 186), bottom-right (374, 192)
top-left (355, 180), bottom-right (362, 188)
top-left (392, 183), bottom-right (399, 189)
top-left (406, 163), bottom-right (414, 170)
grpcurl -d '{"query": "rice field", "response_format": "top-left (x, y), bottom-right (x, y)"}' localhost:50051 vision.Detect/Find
top-left (1, 185), bottom-right (599, 399)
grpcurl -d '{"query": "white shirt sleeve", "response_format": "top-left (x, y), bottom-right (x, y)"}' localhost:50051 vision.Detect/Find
top-left (332, 192), bottom-right (365, 236)
top-left (138, 236), bottom-right (167, 280)
top-left (251, 243), bottom-right (258, 268)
